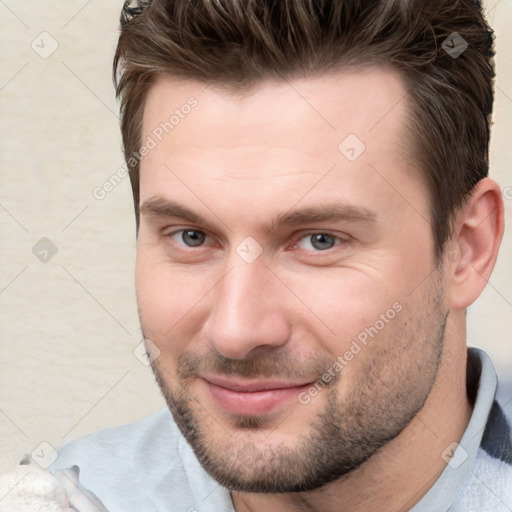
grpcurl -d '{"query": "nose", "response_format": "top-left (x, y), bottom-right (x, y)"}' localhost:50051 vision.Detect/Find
top-left (202, 258), bottom-right (291, 360)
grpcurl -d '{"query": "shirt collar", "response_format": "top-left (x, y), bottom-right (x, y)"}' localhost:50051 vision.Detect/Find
top-left (411, 347), bottom-right (498, 511)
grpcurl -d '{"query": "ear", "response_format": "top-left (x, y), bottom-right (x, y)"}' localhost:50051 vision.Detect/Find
top-left (446, 177), bottom-right (505, 310)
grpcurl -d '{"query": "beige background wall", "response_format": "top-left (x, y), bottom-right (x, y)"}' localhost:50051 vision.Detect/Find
top-left (0, 1), bottom-right (511, 472)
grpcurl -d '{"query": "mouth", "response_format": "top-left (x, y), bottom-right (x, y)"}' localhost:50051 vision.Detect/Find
top-left (201, 375), bottom-right (314, 415)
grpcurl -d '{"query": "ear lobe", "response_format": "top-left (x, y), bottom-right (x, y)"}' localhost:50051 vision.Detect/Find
top-left (446, 178), bottom-right (505, 310)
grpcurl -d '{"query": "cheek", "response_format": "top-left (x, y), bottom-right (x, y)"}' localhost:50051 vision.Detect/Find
top-left (135, 251), bottom-right (217, 354)
top-left (135, 255), bottom-right (188, 339)
top-left (285, 267), bottom-right (402, 348)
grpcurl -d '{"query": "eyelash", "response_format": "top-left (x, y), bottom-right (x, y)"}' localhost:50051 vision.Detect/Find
top-left (165, 228), bottom-right (347, 254)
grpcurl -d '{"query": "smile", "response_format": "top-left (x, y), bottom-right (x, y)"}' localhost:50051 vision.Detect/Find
top-left (201, 376), bottom-right (313, 415)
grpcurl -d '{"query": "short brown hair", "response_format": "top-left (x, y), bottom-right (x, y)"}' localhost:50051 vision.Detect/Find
top-left (114, 0), bottom-right (495, 259)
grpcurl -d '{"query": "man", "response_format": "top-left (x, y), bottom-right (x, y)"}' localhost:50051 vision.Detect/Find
top-left (51, 0), bottom-right (511, 510)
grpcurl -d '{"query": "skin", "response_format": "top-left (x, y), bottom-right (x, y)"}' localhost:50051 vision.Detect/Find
top-left (135, 67), bottom-right (504, 511)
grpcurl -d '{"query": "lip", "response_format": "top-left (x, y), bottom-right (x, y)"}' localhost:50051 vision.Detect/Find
top-left (201, 376), bottom-right (313, 415)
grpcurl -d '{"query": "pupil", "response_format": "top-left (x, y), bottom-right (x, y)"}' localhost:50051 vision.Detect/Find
top-left (183, 230), bottom-right (205, 247)
top-left (311, 233), bottom-right (335, 250)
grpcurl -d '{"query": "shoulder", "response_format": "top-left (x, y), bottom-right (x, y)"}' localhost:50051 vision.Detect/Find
top-left (50, 408), bottom-right (233, 511)
top-left (452, 376), bottom-right (512, 511)
top-left (52, 408), bottom-right (179, 475)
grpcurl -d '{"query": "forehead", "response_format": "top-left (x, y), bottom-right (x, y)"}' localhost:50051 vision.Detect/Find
top-left (143, 66), bottom-right (411, 151)
top-left (139, 67), bottom-right (428, 231)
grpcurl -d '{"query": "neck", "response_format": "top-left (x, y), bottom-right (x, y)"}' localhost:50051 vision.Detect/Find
top-left (232, 320), bottom-right (473, 512)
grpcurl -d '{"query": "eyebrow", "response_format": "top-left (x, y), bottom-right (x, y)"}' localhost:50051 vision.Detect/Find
top-left (140, 197), bottom-right (205, 225)
top-left (139, 196), bottom-right (377, 232)
top-left (269, 204), bottom-right (377, 230)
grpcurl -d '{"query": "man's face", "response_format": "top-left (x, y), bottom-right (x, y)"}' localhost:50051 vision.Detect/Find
top-left (136, 67), bottom-right (448, 492)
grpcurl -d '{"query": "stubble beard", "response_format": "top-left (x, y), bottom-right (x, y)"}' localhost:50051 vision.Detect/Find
top-left (144, 274), bottom-right (446, 493)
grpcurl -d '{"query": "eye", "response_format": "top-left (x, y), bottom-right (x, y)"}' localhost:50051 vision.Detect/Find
top-left (297, 233), bottom-right (341, 251)
top-left (170, 229), bottom-right (207, 247)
